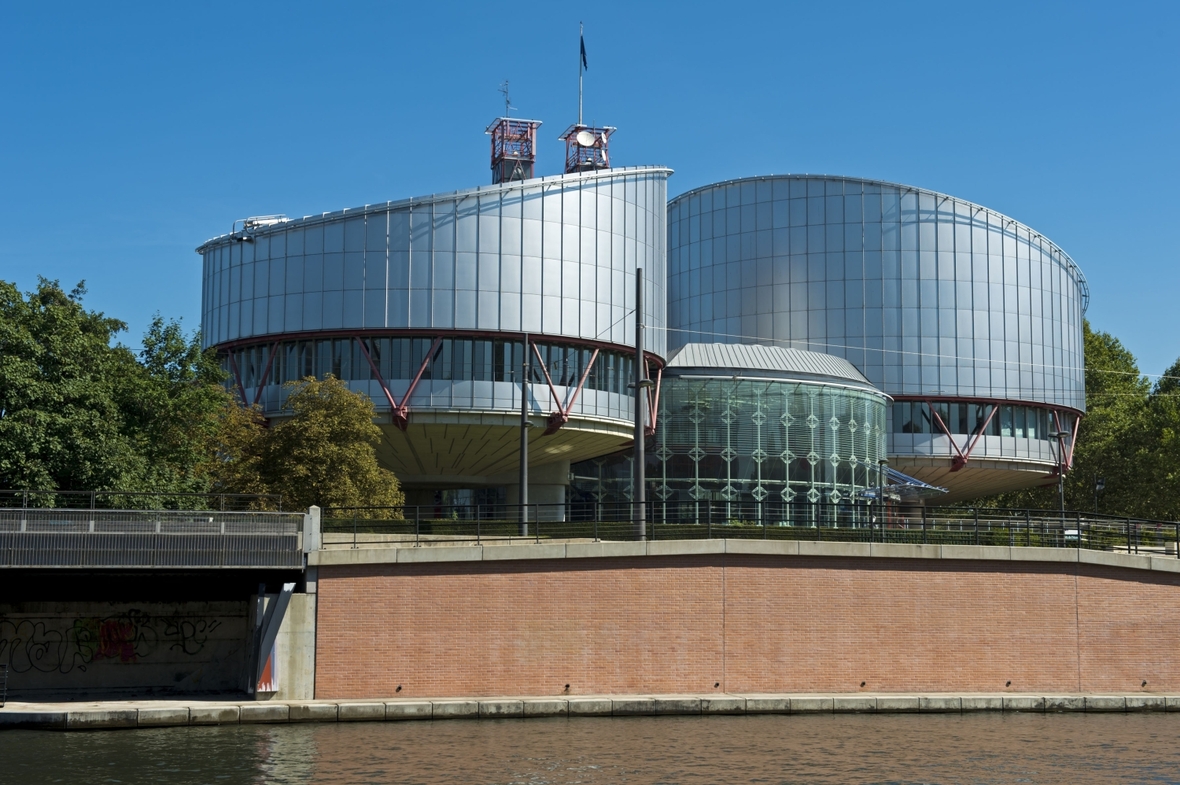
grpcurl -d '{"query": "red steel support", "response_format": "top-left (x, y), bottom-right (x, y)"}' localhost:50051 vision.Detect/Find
top-left (927, 401), bottom-right (999, 472)
top-left (1052, 410), bottom-right (1081, 472)
top-left (355, 337), bottom-right (398, 411)
top-left (251, 342), bottom-right (280, 408)
top-left (394, 337), bottom-right (442, 431)
top-left (644, 363), bottom-right (663, 438)
top-left (531, 343), bottom-right (601, 435)
top-left (355, 335), bottom-right (441, 431)
top-left (227, 350), bottom-right (249, 408)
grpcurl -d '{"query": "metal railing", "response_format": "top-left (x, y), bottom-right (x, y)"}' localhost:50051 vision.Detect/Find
top-left (0, 509), bottom-right (305, 569)
top-left (323, 502), bottom-right (1180, 556)
top-left (0, 489), bottom-right (283, 511)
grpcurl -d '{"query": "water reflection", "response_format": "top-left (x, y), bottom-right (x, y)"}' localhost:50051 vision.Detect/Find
top-left (2, 713), bottom-right (1179, 784)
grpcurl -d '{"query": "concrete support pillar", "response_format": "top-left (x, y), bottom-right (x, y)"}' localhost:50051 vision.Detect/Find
top-left (504, 460), bottom-right (570, 522)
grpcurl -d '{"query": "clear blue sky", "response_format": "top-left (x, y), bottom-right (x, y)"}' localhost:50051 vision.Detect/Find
top-left (2, 1), bottom-right (1176, 377)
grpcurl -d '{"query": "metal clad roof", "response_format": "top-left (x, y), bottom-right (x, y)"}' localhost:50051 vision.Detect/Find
top-left (666, 343), bottom-right (878, 390)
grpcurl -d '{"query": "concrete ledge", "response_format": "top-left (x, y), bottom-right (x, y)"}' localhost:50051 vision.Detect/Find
top-left (1002, 696), bottom-right (1045, 712)
top-left (65, 710), bottom-right (138, 730)
top-left (745, 697), bottom-right (791, 714)
top-left (1044, 695), bottom-right (1085, 712)
top-left (1080, 550), bottom-right (1153, 572)
top-left (870, 544), bottom-right (940, 560)
top-left (396, 546), bottom-right (483, 564)
top-left (138, 707), bottom-right (190, 727)
top-left (1126, 695), bottom-right (1166, 711)
top-left (961, 696), bottom-right (1004, 712)
top-left (919, 696), bottom-right (961, 712)
top-left (876, 696), bottom-right (920, 713)
top-left (790, 697), bottom-right (833, 713)
top-left (239, 704), bottom-right (289, 723)
top-left (7, 692), bottom-right (1180, 730)
top-left (1085, 696), bottom-right (1126, 712)
top-left (479, 699), bottom-right (524, 718)
top-left (0, 711), bottom-right (67, 729)
top-left (833, 696), bottom-right (875, 713)
top-left (565, 541), bottom-right (647, 559)
top-left (338, 702), bottom-right (386, 721)
top-left (798, 541), bottom-right (870, 559)
top-left (305, 537), bottom-right (1177, 578)
top-left (1010, 547), bottom-right (1078, 563)
top-left (651, 697), bottom-right (701, 715)
top-left (940, 545), bottom-right (1010, 561)
top-left (189, 705), bottom-right (240, 725)
top-left (523, 699), bottom-right (568, 717)
top-left (612, 698), bottom-right (657, 716)
top-left (567, 698), bottom-right (612, 716)
top-left (481, 544), bottom-right (565, 562)
top-left (647, 540), bottom-right (725, 557)
top-left (702, 697), bottom-right (746, 714)
top-left (725, 539), bottom-right (799, 556)
top-left (432, 700), bottom-right (479, 719)
top-left (289, 703), bottom-right (338, 722)
top-left (385, 701), bottom-right (433, 720)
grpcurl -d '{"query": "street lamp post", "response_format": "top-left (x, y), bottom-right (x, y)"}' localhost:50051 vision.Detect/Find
top-left (1048, 430), bottom-right (1067, 522)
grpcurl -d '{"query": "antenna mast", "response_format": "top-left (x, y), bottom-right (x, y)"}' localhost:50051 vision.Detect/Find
top-left (578, 22), bottom-right (584, 126)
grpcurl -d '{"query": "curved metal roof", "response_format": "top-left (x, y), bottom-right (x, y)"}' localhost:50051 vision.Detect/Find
top-left (665, 343), bottom-right (883, 393)
top-left (668, 174), bottom-right (1088, 314)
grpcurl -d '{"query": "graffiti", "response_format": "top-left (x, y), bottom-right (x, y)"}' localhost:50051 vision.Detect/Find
top-left (0, 610), bottom-right (225, 675)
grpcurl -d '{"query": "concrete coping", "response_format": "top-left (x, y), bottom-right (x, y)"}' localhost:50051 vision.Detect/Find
top-left (307, 538), bottom-right (1180, 576)
top-left (2, 693), bottom-right (1177, 730)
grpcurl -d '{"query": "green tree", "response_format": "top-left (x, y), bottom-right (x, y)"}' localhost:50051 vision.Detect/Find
top-left (0, 279), bottom-right (146, 492)
top-left (1137, 358), bottom-right (1180, 521)
top-left (253, 376), bottom-right (404, 514)
top-left (974, 320), bottom-right (1155, 516)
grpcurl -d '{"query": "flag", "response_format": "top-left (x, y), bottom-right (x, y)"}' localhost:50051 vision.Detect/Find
top-left (580, 34), bottom-right (588, 71)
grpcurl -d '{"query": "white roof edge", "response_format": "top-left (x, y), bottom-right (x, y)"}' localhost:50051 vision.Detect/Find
top-left (666, 343), bottom-right (879, 390)
top-left (196, 165), bottom-right (674, 253)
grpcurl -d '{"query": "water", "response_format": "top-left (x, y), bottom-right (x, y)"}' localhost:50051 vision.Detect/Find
top-left (2, 713), bottom-right (1179, 784)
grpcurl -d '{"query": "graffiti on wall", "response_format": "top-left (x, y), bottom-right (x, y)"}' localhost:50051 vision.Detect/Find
top-left (0, 610), bottom-right (225, 675)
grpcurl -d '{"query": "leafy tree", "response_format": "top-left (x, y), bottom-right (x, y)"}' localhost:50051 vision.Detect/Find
top-left (972, 320), bottom-right (1158, 516)
top-left (1137, 358), bottom-right (1180, 521)
top-left (254, 376), bottom-right (405, 515)
top-left (0, 279), bottom-right (146, 492)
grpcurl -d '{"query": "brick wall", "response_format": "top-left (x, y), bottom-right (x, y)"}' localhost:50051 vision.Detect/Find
top-left (313, 555), bottom-right (1180, 699)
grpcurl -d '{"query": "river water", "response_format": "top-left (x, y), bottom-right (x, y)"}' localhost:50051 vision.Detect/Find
top-left (2, 713), bottom-right (1179, 784)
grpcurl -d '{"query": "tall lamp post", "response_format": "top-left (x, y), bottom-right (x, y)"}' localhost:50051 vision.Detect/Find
top-left (1047, 429), bottom-right (1067, 521)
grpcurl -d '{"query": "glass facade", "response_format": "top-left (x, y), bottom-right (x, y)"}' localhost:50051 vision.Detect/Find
top-left (200, 166), bottom-right (671, 359)
top-left (571, 374), bottom-right (888, 517)
top-left (665, 176), bottom-right (1087, 412)
top-left (223, 336), bottom-right (637, 399)
top-left (891, 400), bottom-right (1078, 440)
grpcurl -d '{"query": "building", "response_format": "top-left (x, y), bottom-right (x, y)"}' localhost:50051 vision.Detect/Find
top-left (663, 175), bottom-right (1087, 502)
top-left (198, 155), bottom-right (671, 511)
top-left (571, 342), bottom-right (894, 523)
top-left (200, 129), bottom-right (1086, 508)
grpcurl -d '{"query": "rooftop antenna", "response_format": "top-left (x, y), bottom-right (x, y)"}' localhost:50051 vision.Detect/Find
top-left (486, 81), bottom-right (541, 184)
top-left (499, 80), bottom-right (514, 118)
top-left (560, 23), bottom-right (615, 174)
top-left (578, 22), bottom-right (585, 126)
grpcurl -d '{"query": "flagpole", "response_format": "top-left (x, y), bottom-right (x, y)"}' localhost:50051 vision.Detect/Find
top-left (578, 22), bottom-right (584, 126)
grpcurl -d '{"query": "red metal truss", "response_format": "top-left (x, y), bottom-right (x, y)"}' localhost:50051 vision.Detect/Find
top-left (1051, 410), bottom-right (1080, 472)
top-left (227, 350), bottom-right (248, 407)
top-left (644, 362), bottom-right (663, 438)
top-left (251, 343), bottom-right (280, 408)
top-left (355, 336), bottom-right (442, 431)
top-left (530, 342), bottom-right (601, 435)
top-left (926, 401), bottom-right (998, 472)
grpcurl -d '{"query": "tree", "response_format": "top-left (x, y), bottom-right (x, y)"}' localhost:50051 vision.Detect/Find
top-left (0, 279), bottom-right (146, 492)
top-left (1138, 358), bottom-right (1180, 521)
top-left (973, 320), bottom-right (1156, 516)
top-left (253, 376), bottom-right (404, 514)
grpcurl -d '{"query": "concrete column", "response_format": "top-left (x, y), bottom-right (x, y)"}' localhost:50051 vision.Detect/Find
top-left (504, 460), bottom-right (570, 522)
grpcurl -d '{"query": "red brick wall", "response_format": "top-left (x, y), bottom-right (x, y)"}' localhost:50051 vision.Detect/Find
top-left (313, 555), bottom-right (1180, 699)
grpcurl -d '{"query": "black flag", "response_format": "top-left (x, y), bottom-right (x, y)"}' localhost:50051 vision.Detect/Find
top-left (580, 34), bottom-right (588, 70)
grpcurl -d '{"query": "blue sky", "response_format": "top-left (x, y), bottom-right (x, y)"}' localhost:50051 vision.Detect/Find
top-left (2, 1), bottom-right (1176, 377)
